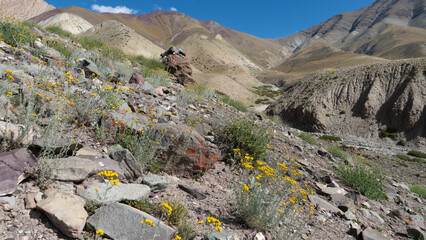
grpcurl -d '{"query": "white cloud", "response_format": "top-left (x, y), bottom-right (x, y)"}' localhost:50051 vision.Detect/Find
top-left (91, 4), bottom-right (138, 14)
top-left (169, 7), bottom-right (178, 12)
top-left (153, 4), bottom-right (162, 10)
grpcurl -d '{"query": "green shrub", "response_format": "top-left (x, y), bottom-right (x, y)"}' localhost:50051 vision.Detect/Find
top-left (325, 113), bottom-right (331, 117)
top-left (129, 55), bottom-right (164, 70)
top-left (339, 110), bottom-right (347, 114)
top-left (327, 146), bottom-right (348, 160)
top-left (407, 150), bottom-right (426, 159)
top-left (45, 26), bottom-right (72, 38)
top-left (214, 118), bottom-right (271, 162)
top-left (319, 135), bottom-right (342, 142)
top-left (336, 163), bottom-right (386, 200)
top-left (409, 185), bottom-right (426, 199)
top-left (299, 132), bottom-right (317, 145)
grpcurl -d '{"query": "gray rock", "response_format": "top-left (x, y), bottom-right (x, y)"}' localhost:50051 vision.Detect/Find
top-left (407, 226), bottom-right (425, 240)
top-left (410, 215), bottom-right (425, 229)
top-left (36, 189), bottom-right (87, 238)
top-left (31, 138), bottom-right (83, 156)
top-left (254, 232), bottom-right (265, 240)
top-left (344, 211), bottom-right (356, 220)
top-left (203, 230), bottom-right (240, 240)
top-left (141, 82), bottom-right (156, 95)
top-left (142, 174), bottom-right (171, 193)
top-left (88, 203), bottom-right (175, 240)
top-left (205, 135), bottom-right (215, 142)
top-left (330, 194), bottom-right (355, 212)
top-left (320, 187), bottom-right (348, 196)
top-left (0, 148), bottom-right (37, 196)
top-left (361, 209), bottom-right (385, 224)
top-left (129, 72), bottom-right (144, 85)
top-left (347, 221), bottom-right (361, 236)
top-left (80, 183), bottom-right (150, 205)
top-left (39, 157), bottom-right (98, 182)
top-left (0, 121), bottom-right (36, 145)
top-left (0, 196), bottom-right (17, 209)
top-left (308, 195), bottom-right (343, 215)
top-left (76, 58), bottom-right (100, 78)
top-left (361, 227), bottom-right (387, 240)
top-left (109, 144), bottom-right (143, 180)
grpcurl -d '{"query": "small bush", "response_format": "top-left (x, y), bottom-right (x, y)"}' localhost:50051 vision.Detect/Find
top-left (45, 26), bottom-right (72, 38)
top-left (319, 135), bottom-right (342, 142)
top-left (394, 155), bottom-right (426, 163)
top-left (299, 132), bottom-right (317, 145)
top-left (325, 113), bottom-right (331, 117)
top-left (327, 146), bottom-right (348, 160)
top-left (336, 163), bottom-right (386, 200)
top-left (339, 110), bottom-right (347, 114)
top-left (410, 185), bottom-right (426, 199)
top-left (214, 118), bottom-right (271, 161)
top-left (407, 150), bottom-right (426, 159)
top-left (380, 127), bottom-right (398, 140)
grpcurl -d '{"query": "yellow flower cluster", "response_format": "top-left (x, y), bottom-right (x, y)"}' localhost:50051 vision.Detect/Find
top-left (161, 203), bottom-right (173, 216)
top-left (98, 170), bottom-right (119, 185)
top-left (95, 229), bottom-right (104, 235)
top-left (141, 218), bottom-right (155, 227)
top-left (207, 215), bottom-right (222, 232)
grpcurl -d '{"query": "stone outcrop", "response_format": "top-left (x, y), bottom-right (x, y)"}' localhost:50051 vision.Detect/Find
top-left (161, 47), bottom-right (196, 85)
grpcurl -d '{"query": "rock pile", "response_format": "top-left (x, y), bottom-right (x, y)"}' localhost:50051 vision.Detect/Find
top-left (161, 46), bottom-right (196, 85)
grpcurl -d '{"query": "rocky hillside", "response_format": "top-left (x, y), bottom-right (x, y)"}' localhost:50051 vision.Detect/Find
top-left (266, 58), bottom-right (426, 145)
top-left (0, 0), bottom-right (55, 20)
top-left (1, 16), bottom-right (426, 240)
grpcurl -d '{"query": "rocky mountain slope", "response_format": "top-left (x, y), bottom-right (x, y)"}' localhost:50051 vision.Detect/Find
top-left (277, 0), bottom-right (426, 60)
top-left (266, 58), bottom-right (426, 145)
top-left (0, 0), bottom-right (55, 20)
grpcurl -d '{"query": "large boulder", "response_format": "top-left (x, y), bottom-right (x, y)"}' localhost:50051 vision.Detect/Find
top-left (0, 148), bottom-right (37, 196)
top-left (36, 189), bottom-right (88, 238)
top-left (161, 47), bottom-right (196, 85)
top-left (88, 203), bottom-right (175, 240)
top-left (154, 123), bottom-right (220, 175)
top-left (109, 144), bottom-right (144, 180)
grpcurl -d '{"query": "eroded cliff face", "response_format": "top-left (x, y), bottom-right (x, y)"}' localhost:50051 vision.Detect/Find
top-left (0, 0), bottom-right (55, 20)
top-left (266, 58), bottom-right (426, 142)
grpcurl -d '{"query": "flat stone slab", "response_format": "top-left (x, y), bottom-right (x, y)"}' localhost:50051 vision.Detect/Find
top-left (361, 227), bottom-right (387, 240)
top-left (203, 231), bottom-right (240, 240)
top-left (39, 157), bottom-right (98, 182)
top-left (37, 189), bottom-right (87, 238)
top-left (0, 148), bottom-right (37, 196)
top-left (88, 203), bottom-right (175, 240)
top-left (308, 195), bottom-right (343, 215)
top-left (80, 183), bottom-right (150, 205)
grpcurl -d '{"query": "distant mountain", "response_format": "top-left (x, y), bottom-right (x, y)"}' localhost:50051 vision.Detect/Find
top-left (277, 0), bottom-right (426, 60)
top-left (0, 0), bottom-right (54, 20)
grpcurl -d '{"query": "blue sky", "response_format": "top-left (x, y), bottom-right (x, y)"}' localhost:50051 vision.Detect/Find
top-left (44, 0), bottom-right (375, 39)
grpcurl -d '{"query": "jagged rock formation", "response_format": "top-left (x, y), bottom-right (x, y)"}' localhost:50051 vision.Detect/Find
top-left (0, 0), bottom-right (54, 20)
top-left (266, 58), bottom-right (426, 143)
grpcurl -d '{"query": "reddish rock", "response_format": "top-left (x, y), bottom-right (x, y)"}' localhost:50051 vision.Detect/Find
top-left (161, 47), bottom-right (196, 86)
top-left (0, 148), bottom-right (37, 196)
top-left (129, 72), bottom-right (145, 85)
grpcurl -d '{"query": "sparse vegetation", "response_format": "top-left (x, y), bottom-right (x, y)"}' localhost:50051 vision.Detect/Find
top-left (319, 135), bottom-right (342, 142)
top-left (129, 55), bottom-right (164, 70)
top-left (327, 146), bottom-right (348, 160)
top-left (409, 185), bottom-right (426, 199)
top-left (336, 163), bottom-right (386, 200)
top-left (407, 150), bottom-right (426, 159)
top-left (394, 155), bottom-right (426, 163)
top-left (299, 132), bottom-right (317, 145)
top-left (217, 92), bottom-right (247, 112)
top-left (45, 25), bottom-right (72, 38)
